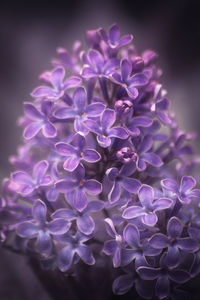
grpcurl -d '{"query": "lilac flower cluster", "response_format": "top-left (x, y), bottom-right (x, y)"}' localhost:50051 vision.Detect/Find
top-left (1, 24), bottom-right (200, 299)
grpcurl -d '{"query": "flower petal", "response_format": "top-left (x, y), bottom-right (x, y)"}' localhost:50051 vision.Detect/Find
top-left (73, 87), bottom-right (86, 112)
top-left (37, 231), bottom-right (52, 256)
top-left (180, 176), bottom-right (196, 193)
top-left (48, 218), bottom-right (70, 235)
top-left (24, 102), bottom-right (43, 120)
top-left (177, 238), bottom-right (198, 252)
top-left (101, 109), bottom-right (116, 131)
top-left (137, 266), bottom-right (160, 280)
top-left (149, 233), bottom-right (169, 249)
top-left (55, 180), bottom-right (77, 193)
top-left (17, 221), bottom-right (38, 238)
top-left (138, 184), bottom-right (154, 209)
top-left (77, 215), bottom-right (95, 235)
top-left (42, 122), bottom-right (57, 138)
top-left (63, 156), bottom-right (80, 172)
top-left (167, 217), bottom-right (183, 238)
top-left (55, 142), bottom-right (77, 156)
top-left (84, 179), bottom-right (102, 195)
top-left (33, 160), bottom-right (48, 180)
top-left (58, 246), bottom-right (74, 272)
top-left (142, 152), bottom-right (163, 167)
top-left (123, 223), bottom-right (140, 248)
top-left (85, 103), bottom-right (105, 116)
top-left (76, 244), bottom-right (95, 265)
top-left (153, 198), bottom-right (173, 212)
top-left (24, 122), bottom-right (42, 140)
top-left (32, 200), bottom-right (47, 223)
top-left (83, 149), bottom-right (101, 163)
top-left (109, 127), bottom-right (129, 139)
top-left (121, 177), bottom-right (141, 194)
top-left (142, 213), bottom-right (158, 226)
top-left (123, 206), bottom-right (145, 219)
top-left (73, 188), bottom-right (87, 212)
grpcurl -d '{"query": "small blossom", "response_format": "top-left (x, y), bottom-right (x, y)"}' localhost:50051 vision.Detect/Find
top-left (123, 185), bottom-right (173, 226)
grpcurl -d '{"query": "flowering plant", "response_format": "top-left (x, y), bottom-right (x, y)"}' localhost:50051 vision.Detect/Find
top-left (1, 24), bottom-right (200, 299)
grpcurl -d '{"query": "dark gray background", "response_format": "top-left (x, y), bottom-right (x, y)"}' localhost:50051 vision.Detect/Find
top-left (0, 0), bottom-right (200, 299)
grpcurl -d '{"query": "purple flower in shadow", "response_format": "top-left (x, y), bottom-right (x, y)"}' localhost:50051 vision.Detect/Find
top-left (57, 231), bottom-right (95, 272)
top-left (137, 253), bottom-right (190, 299)
top-left (98, 24), bottom-right (133, 51)
top-left (55, 164), bottom-right (102, 212)
top-left (149, 216), bottom-right (198, 268)
top-left (17, 200), bottom-right (70, 256)
top-left (106, 164), bottom-right (141, 203)
top-left (113, 267), bottom-right (155, 299)
top-left (54, 87), bottom-right (105, 135)
top-left (161, 176), bottom-right (200, 204)
top-left (23, 100), bottom-right (57, 140)
top-left (84, 109), bottom-right (129, 148)
top-left (110, 59), bottom-right (148, 99)
top-left (55, 134), bottom-right (101, 172)
top-left (52, 200), bottom-right (104, 235)
top-left (11, 160), bottom-right (52, 196)
top-left (120, 223), bottom-right (161, 268)
top-left (31, 67), bottom-right (82, 100)
top-left (123, 185), bottom-right (173, 226)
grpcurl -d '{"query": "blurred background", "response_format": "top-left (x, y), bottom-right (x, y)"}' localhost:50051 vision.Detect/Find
top-left (0, 0), bottom-right (200, 298)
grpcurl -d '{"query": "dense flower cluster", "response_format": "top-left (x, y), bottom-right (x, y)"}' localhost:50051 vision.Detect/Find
top-left (1, 24), bottom-right (200, 299)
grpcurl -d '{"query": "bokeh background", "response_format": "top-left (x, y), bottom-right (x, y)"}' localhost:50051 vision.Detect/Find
top-left (0, 0), bottom-right (200, 299)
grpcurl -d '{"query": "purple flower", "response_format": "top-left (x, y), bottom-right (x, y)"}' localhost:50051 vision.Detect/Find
top-left (149, 216), bottom-right (198, 268)
top-left (110, 59), bottom-right (148, 98)
top-left (121, 223), bottom-right (161, 268)
top-left (55, 164), bottom-right (102, 212)
top-left (123, 185), bottom-right (173, 226)
top-left (84, 109), bottom-right (129, 148)
top-left (131, 135), bottom-right (163, 171)
top-left (31, 67), bottom-right (82, 100)
top-left (52, 200), bottom-right (104, 235)
top-left (161, 176), bottom-right (200, 204)
top-left (106, 164), bottom-right (141, 203)
top-left (54, 87), bottom-right (105, 135)
top-left (98, 24), bottom-right (133, 51)
top-left (57, 232), bottom-right (95, 272)
top-left (82, 49), bottom-right (119, 79)
top-left (113, 269), bottom-right (155, 299)
top-left (114, 99), bottom-right (133, 116)
top-left (11, 160), bottom-right (52, 196)
top-left (137, 254), bottom-right (190, 299)
top-left (23, 100), bottom-right (57, 140)
top-left (55, 134), bottom-right (101, 172)
top-left (125, 116), bottom-right (153, 137)
top-left (17, 200), bottom-right (70, 256)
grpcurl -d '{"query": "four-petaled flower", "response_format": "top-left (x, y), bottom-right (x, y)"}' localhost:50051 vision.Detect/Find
top-left (23, 100), bottom-right (57, 140)
top-left (54, 87), bottom-right (105, 135)
top-left (149, 216), bottom-right (198, 268)
top-left (98, 23), bottom-right (133, 51)
top-left (17, 200), bottom-right (70, 256)
top-left (55, 134), bottom-right (101, 172)
top-left (11, 160), bottom-right (52, 196)
top-left (161, 176), bottom-right (200, 204)
top-left (110, 59), bottom-right (148, 98)
top-left (52, 200), bottom-right (104, 235)
top-left (137, 254), bottom-right (190, 300)
top-left (31, 67), bottom-right (82, 100)
top-left (84, 108), bottom-right (129, 148)
top-left (106, 164), bottom-right (141, 203)
top-left (57, 232), bottom-right (95, 272)
top-left (55, 164), bottom-right (102, 212)
top-left (123, 184), bottom-right (173, 226)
